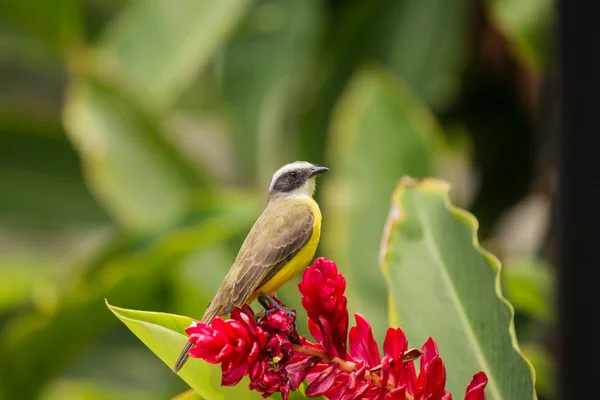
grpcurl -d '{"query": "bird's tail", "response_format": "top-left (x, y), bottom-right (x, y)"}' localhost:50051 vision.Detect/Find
top-left (173, 341), bottom-right (193, 372)
top-left (172, 301), bottom-right (224, 373)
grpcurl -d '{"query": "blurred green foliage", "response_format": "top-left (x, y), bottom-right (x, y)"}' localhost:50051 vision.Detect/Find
top-left (0, 0), bottom-right (553, 399)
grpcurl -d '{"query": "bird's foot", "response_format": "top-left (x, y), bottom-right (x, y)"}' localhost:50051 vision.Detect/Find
top-left (258, 293), bottom-right (299, 333)
top-left (258, 293), bottom-right (292, 313)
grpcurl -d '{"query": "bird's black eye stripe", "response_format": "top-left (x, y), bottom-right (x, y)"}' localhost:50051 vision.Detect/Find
top-left (270, 168), bottom-right (309, 194)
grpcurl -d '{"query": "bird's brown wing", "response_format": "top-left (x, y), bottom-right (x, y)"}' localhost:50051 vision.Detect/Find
top-left (212, 201), bottom-right (314, 317)
top-left (176, 201), bottom-right (314, 373)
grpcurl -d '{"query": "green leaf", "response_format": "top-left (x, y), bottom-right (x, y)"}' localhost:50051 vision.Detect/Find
top-left (487, 0), bottom-right (553, 73)
top-left (40, 378), bottom-right (168, 400)
top-left (378, 0), bottom-right (471, 110)
top-left (218, 0), bottom-right (324, 182)
top-left (106, 302), bottom-right (263, 400)
top-left (0, 127), bottom-right (109, 230)
top-left (97, 0), bottom-right (251, 110)
top-left (0, 0), bottom-right (83, 51)
top-left (502, 260), bottom-right (553, 322)
top-left (0, 255), bottom-right (61, 313)
top-left (0, 236), bottom-right (161, 400)
top-left (0, 198), bottom-right (257, 399)
top-left (322, 66), bottom-right (439, 341)
top-left (520, 344), bottom-right (554, 398)
top-left (380, 178), bottom-right (537, 399)
top-left (296, 0), bottom-right (471, 162)
top-left (171, 389), bottom-right (204, 400)
top-left (63, 78), bottom-right (208, 232)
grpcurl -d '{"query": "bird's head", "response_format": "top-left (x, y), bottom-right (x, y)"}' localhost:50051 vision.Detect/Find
top-left (268, 161), bottom-right (328, 200)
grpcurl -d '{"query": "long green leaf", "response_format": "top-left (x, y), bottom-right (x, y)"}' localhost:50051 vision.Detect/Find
top-left (0, 126), bottom-right (109, 229)
top-left (97, 0), bottom-right (251, 110)
top-left (380, 178), bottom-right (537, 399)
top-left (296, 0), bottom-right (470, 163)
top-left (107, 302), bottom-right (263, 400)
top-left (63, 78), bottom-right (207, 232)
top-left (322, 66), bottom-right (438, 341)
top-left (362, 0), bottom-right (471, 111)
top-left (218, 0), bottom-right (323, 183)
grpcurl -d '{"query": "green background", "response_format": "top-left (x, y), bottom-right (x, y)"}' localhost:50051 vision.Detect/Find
top-left (0, 0), bottom-right (554, 399)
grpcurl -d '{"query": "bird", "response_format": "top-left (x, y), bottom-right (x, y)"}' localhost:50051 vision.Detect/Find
top-left (173, 161), bottom-right (328, 372)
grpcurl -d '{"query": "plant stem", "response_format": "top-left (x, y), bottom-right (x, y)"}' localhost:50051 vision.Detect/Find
top-left (292, 345), bottom-right (357, 372)
top-left (293, 345), bottom-right (419, 399)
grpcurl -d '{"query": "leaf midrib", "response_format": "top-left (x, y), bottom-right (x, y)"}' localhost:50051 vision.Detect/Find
top-left (412, 200), bottom-right (503, 400)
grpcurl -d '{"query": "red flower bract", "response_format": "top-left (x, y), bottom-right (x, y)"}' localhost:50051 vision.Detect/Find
top-left (464, 372), bottom-right (488, 400)
top-left (183, 258), bottom-right (489, 400)
top-left (299, 257), bottom-right (349, 358)
top-left (186, 305), bottom-right (301, 398)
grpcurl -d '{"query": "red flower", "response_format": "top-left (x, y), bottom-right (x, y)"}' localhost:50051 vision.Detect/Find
top-left (185, 305), bottom-right (303, 398)
top-left (298, 257), bottom-right (349, 359)
top-left (414, 338), bottom-right (450, 399)
top-left (464, 372), bottom-right (488, 400)
top-left (186, 306), bottom-right (266, 385)
top-left (183, 258), bottom-right (489, 400)
top-left (383, 327), bottom-right (417, 394)
top-left (303, 314), bottom-right (413, 399)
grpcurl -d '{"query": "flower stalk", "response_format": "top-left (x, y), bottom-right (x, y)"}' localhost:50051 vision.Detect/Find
top-left (291, 345), bottom-right (400, 392)
top-left (293, 344), bottom-right (422, 376)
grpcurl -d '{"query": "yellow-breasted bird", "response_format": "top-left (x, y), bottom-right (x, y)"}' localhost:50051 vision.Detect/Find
top-left (173, 161), bottom-right (328, 372)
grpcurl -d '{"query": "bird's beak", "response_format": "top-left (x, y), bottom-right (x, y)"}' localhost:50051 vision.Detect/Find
top-left (309, 166), bottom-right (329, 177)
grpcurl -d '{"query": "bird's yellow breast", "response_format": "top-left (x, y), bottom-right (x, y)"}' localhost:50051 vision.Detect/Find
top-left (251, 197), bottom-right (322, 298)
